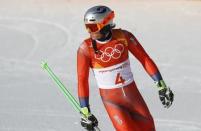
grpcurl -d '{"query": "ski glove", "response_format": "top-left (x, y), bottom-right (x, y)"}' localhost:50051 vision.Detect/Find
top-left (80, 107), bottom-right (98, 131)
top-left (156, 80), bottom-right (174, 108)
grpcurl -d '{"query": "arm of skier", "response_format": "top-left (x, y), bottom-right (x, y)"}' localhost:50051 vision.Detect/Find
top-left (124, 30), bottom-right (174, 108)
top-left (123, 30), bottom-right (161, 81)
top-left (77, 42), bottom-right (98, 130)
top-left (77, 43), bottom-right (90, 110)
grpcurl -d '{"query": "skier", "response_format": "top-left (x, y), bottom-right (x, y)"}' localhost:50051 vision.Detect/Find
top-left (77, 5), bottom-right (174, 131)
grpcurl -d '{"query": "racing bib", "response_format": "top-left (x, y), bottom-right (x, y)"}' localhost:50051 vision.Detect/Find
top-left (92, 59), bottom-right (134, 89)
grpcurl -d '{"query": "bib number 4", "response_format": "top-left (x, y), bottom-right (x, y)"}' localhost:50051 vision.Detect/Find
top-left (115, 73), bottom-right (125, 85)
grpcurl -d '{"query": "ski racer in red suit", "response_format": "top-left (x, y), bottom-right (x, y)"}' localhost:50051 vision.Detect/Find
top-left (77, 5), bottom-right (174, 131)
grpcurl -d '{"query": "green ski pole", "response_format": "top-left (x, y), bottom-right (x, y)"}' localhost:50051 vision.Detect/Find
top-left (41, 61), bottom-right (81, 113)
top-left (41, 61), bottom-right (101, 131)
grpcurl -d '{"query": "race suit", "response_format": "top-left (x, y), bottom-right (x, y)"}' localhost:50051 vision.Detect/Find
top-left (77, 29), bottom-right (162, 131)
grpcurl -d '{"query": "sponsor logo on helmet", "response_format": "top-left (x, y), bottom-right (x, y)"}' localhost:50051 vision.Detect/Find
top-left (94, 7), bottom-right (107, 14)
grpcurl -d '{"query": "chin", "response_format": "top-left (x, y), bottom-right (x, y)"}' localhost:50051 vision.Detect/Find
top-left (90, 34), bottom-right (103, 40)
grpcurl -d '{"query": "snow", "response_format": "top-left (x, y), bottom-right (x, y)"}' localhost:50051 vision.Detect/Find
top-left (0, 0), bottom-right (201, 130)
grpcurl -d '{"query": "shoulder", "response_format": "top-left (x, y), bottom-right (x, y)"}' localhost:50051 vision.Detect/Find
top-left (120, 29), bottom-right (138, 45)
top-left (121, 29), bottom-right (136, 38)
top-left (78, 38), bottom-right (91, 50)
top-left (112, 29), bottom-right (136, 39)
top-left (77, 38), bottom-right (91, 57)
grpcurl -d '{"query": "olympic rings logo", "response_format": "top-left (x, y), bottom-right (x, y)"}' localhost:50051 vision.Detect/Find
top-left (95, 44), bottom-right (124, 62)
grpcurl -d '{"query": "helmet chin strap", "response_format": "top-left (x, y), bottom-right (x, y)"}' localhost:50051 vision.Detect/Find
top-left (92, 39), bottom-right (100, 54)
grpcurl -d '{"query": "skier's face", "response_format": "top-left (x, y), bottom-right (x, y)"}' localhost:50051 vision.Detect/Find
top-left (88, 24), bottom-right (111, 40)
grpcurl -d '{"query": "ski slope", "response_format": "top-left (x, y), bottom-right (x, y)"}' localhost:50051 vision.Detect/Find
top-left (0, 0), bottom-right (201, 130)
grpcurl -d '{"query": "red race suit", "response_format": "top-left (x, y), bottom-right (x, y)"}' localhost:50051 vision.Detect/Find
top-left (77, 29), bottom-right (162, 131)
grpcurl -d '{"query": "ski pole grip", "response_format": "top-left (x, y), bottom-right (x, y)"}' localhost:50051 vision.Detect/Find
top-left (41, 61), bottom-right (48, 70)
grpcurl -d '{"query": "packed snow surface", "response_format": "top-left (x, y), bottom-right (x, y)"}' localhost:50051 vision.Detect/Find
top-left (0, 0), bottom-right (201, 130)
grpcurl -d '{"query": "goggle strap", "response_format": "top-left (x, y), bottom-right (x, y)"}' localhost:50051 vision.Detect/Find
top-left (92, 39), bottom-right (99, 54)
top-left (101, 11), bottom-right (115, 25)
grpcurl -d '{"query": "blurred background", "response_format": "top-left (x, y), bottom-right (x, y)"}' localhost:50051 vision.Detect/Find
top-left (0, 0), bottom-right (201, 130)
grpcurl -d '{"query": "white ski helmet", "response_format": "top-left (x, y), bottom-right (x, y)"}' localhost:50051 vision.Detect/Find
top-left (84, 5), bottom-right (115, 32)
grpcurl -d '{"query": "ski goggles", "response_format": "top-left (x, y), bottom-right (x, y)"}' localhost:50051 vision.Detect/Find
top-left (85, 11), bottom-right (115, 33)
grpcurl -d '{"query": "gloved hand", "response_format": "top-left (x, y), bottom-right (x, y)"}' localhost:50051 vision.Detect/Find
top-left (80, 107), bottom-right (98, 131)
top-left (156, 80), bottom-right (174, 108)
